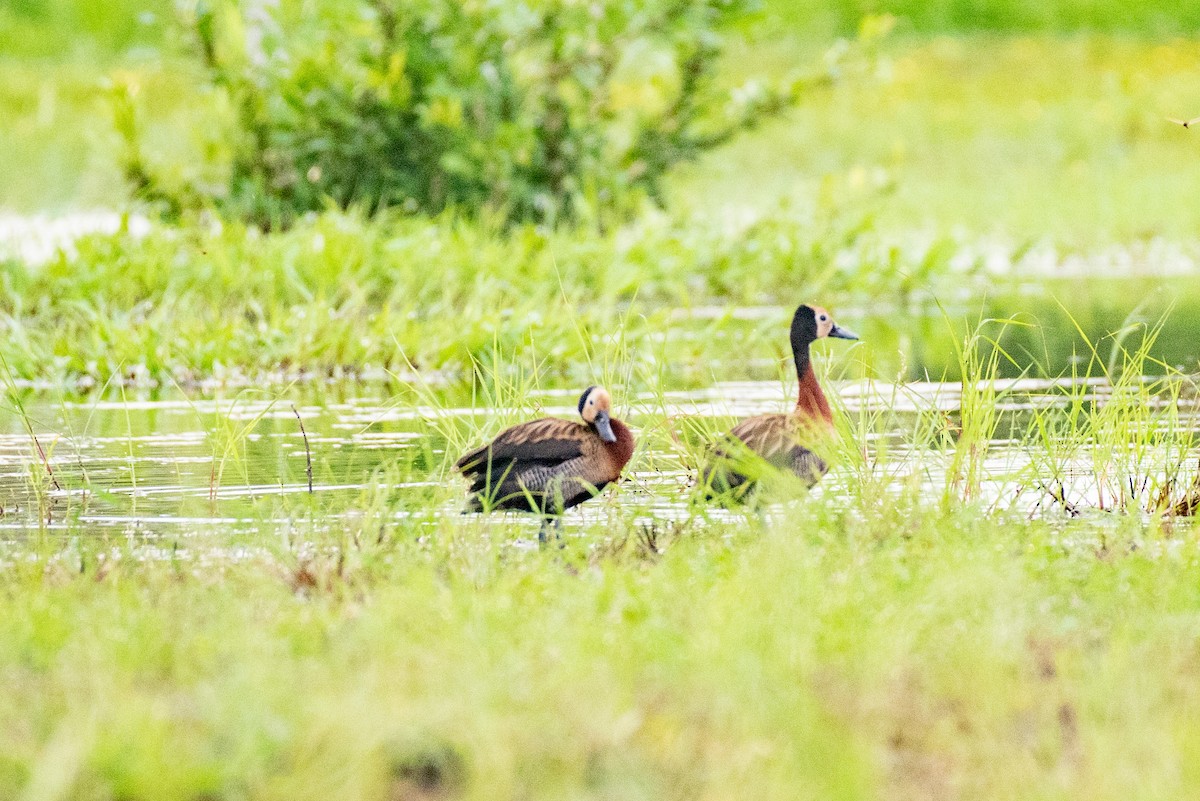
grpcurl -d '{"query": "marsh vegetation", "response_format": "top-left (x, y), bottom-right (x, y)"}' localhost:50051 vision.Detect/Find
top-left (3, 1), bottom-right (1200, 799)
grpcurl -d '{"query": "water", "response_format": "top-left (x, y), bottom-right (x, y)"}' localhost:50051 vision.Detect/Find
top-left (2, 375), bottom-right (1197, 540)
top-left (0, 387), bottom-right (423, 533)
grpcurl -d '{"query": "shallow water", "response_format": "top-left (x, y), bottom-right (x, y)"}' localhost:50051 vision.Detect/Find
top-left (0, 388), bottom-right (423, 532)
top-left (1, 375), bottom-right (1196, 541)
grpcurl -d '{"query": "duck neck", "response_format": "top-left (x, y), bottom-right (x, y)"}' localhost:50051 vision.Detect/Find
top-left (602, 418), bottom-right (636, 469)
top-left (794, 346), bottom-right (833, 425)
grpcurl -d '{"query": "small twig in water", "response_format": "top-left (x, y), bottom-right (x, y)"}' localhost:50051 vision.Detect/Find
top-left (1039, 481), bottom-right (1081, 518)
top-left (292, 404), bottom-right (314, 494)
top-left (0, 352), bottom-right (61, 492)
top-left (30, 431), bottom-right (61, 493)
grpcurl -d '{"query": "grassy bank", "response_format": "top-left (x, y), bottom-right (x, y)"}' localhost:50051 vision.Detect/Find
top-left (2, 210), bottom-right (1199, 390)
top-left (679, 35), bottom-right (1200, 243)
top-left (765, 0), bottom-right (1200, 36)
top-left (4, 482), bottom-right (1200, 799)
top-left (0, 208), bottom-right (905, 387)
top-left (5, 0), bottom-right (1196, 64)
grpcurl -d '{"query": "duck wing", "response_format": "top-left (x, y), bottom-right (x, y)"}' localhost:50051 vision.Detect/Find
top-left (728, 414), bottom-right (800, 463)
top-left (703, 414), bottom-right (828, 496)
top-left (456, 417), bottom-right (594, 503)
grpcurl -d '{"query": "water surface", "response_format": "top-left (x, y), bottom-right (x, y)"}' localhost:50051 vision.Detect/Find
top-left (2, 375), bottom-right (1196, 542)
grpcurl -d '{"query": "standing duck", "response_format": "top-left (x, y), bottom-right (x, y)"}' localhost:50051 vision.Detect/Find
top-left (701, 304), bottom-right (858, 500)
top-left (455, 386), bottom-right (635, 537)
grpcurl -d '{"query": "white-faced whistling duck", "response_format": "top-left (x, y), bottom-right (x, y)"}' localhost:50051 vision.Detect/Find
top-left (455, 386), bottom-right (635, 539)
top-left (701, 303), bottom-right (858, 501)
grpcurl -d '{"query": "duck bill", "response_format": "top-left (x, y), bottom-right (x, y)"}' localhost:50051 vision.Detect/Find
top-left (594, 411), bottom-right (617, 443)
top-left (828, 323), bottom-right (859, 340)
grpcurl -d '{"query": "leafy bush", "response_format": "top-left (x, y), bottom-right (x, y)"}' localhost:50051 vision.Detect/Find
top-left (120, 0), bottom-right (876, 228)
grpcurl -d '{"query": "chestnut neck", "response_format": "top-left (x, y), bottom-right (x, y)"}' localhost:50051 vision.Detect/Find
top-left (602, 418), bottom-right (636, 470)
top-left (794, 343), bottom-right (833, 425)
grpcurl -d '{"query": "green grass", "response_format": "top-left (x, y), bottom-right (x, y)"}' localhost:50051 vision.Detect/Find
top-left (0, 0), bottom-right (166, 62)
top-left (0, 272), bottom-right (1197, 800)
top-left (4, 0), bottom-right (1196, 64)
top-left (0, 206), bottom-right (929, 386)
top-left (764, 0), bottom-right (1200, 37)
top-left (0, 61), bottom-right (206, 214)
top-left (678, 35), bottom-right (1200, 244)
top-left (1, 314), bottom-right (1198, 801)
top-left (3, 207), bottom-right (1200, 389)
top-left (5, 509), bottom-right (1200, 799)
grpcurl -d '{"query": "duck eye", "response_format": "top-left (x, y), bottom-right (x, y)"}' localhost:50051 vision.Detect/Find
top-left (820, 315), bottom-right (828, 322)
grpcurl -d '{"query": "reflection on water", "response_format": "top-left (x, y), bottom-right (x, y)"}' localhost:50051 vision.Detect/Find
top-left (0, 390), bottom-right (421, 532)
top-left (0, 375), bottom-right (1197, 539)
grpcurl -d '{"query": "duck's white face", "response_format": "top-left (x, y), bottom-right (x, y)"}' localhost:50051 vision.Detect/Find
top-left (808, 305), bottom-right (859, 342)
top-left (580, 387), bottom-right (612, 423)
top-left (810, 305), bottom-right (836, 339)
top-left (580, 387), bottom-right (617, 443)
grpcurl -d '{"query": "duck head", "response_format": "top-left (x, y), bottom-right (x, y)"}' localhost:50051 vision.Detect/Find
top-left (578, 385), bottom-right (617, 443)
top-left (791, 304), bottom-right (859, 351)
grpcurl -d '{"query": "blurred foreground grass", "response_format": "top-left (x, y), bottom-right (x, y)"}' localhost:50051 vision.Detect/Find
top-left (5, 491), bottom-right (1200, 799)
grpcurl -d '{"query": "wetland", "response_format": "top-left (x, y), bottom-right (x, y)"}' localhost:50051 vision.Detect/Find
top-left (5, 2), bottom-right (1200, 798)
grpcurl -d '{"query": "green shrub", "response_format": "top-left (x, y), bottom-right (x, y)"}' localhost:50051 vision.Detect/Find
top-left (121, 0), bottom-right (875, 228)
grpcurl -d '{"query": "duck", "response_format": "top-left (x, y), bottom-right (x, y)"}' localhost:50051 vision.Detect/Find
top-left (455, 386), bottom-right (635, 538)
top-left (701, 303), bottom-right (858, 501)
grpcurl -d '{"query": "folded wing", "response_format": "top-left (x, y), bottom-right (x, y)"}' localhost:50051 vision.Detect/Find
top-left (456, 418), bottom-right (600, 512)
top-left (702, 414), bottom-right (828, 499)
